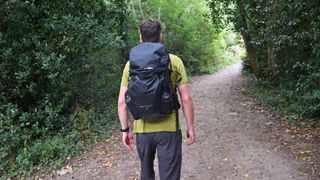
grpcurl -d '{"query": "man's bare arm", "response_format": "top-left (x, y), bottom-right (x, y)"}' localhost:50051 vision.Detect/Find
top-left (178, 83), bottom-right (195, 145)
top-left (118, 85), bottom-right (129, 129)
top-left (117, 85), bottom-right (134, 149)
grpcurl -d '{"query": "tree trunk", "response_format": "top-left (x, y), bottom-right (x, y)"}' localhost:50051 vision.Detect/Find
top-left (267, 46), bottom-right (275, 73)
top-left (236, 0), bottom-right (259, 75)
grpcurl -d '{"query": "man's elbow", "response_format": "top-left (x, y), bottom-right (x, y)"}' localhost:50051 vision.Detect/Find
top-left (118, 100), bottom-right (127, 110)
top-left (181, 95), bottom-right (193, 105)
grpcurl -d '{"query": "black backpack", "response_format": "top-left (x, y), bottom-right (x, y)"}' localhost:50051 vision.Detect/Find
top-left (125, 42), bottom-right (179, 121)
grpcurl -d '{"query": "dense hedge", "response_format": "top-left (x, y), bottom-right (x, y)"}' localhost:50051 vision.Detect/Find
top-left (0, 0), bottom-right (126, 177)
top-left (208, 0), bottom-right (320, 121)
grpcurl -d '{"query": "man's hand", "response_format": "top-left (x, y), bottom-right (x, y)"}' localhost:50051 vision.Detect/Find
top-left (122, 131), bottom-right (135, 150)
top-left (186, 128), bottom-right (195, 145)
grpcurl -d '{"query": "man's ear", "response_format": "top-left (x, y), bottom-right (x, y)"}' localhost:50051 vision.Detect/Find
top-left (139, 34), bottom-right (143, 43)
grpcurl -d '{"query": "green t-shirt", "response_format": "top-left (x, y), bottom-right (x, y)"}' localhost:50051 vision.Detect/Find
top-left (121, 54), bottom-right (188, 133)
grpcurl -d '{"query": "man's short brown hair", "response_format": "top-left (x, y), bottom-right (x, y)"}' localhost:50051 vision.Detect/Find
top-left (139, 19), bottom-right (162, 43)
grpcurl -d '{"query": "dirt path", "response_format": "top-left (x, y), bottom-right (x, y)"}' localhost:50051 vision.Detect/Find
top-left (46, 63), bottom-right (317, 180)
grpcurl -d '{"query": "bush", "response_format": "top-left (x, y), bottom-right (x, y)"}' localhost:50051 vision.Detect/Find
top-left (0, 0), bottom-right (126, 177)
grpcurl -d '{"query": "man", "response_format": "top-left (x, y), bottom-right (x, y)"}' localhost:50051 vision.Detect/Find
top-left (117, 18), bottom-right (195, 180)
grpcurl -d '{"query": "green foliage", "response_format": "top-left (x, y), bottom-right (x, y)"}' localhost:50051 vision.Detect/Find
top-left (0, 0), bottom-right (126, 177)
top-left (208, 0), bottom-right (320, 121)
top-left (244, 79), bottom-right (320, 126)
top-left (127, 0), bottom-right (238, 74)
top-left (9, 131), bottom-right (82, 177)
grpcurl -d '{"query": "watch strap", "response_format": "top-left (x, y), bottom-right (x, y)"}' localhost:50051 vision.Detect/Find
top-left (120, 127), bottom-right (129, 132)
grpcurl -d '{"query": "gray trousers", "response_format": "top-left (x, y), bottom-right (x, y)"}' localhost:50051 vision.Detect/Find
top-left (136, 131), bottom-right (182, 180)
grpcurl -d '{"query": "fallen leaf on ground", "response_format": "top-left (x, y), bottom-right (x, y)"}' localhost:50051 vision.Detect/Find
top-left (102, 160), bottom-right (113, 168)
top-left (57, 165), bottom-right (73, 175)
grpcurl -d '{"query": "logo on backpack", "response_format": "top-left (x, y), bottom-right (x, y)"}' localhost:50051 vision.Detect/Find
top-left (125, 43), bottom-right (175, 121)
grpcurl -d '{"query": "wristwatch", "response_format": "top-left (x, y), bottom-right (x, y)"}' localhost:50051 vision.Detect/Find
top-left (120, 127), bottom-right (129, 132)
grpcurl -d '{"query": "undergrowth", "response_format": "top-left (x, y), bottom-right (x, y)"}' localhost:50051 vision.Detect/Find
top-left (243, 76), bottom-right (320, 127)
top-left (0, 103), bottom-right (118, 178)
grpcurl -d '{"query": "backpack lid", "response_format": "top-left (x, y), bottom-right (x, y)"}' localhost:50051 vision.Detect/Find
top-left (129, 42), bottom-right (169, 69)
